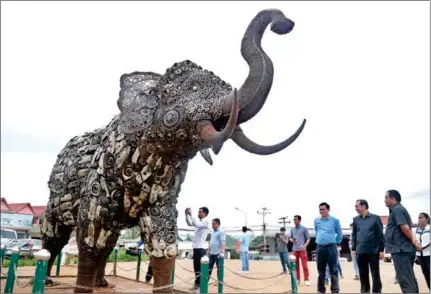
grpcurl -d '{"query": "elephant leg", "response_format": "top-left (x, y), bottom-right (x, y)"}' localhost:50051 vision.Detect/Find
top-left (41, 217), bottom-right (73, 286)
top-left (74, 203), bottom-right (120, 293)
top-left (151, 257), bottom-right (175, 293)
top-left (94, 246), bottom-right (116, 288)
top-left (139, 205), bottom-right (178, 293)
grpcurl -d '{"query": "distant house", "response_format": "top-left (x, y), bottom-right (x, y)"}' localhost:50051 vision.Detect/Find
top-left (1, 198), bottom-right (36, 239)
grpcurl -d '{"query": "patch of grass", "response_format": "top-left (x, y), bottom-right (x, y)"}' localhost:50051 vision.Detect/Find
top-left (107, 249), bottom-right (150, 263)
top-left (2, 258), bottom-right (37, 267)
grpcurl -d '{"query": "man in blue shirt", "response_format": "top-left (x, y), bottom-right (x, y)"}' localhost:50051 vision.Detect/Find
top-left (207, 218), bottom-right (226, 282)
top-left (314, 202), bottom-right (342, 293)
top-left (239, 226), bottom-right (254, 273)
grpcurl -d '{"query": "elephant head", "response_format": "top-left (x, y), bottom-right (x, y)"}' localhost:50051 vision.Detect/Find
top-left (116, 8), bottom-right (306, 164)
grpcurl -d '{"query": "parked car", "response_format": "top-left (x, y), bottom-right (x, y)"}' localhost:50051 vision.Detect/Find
top-left (1, 228), bottom-right (17, 248)
top-left (4, 239), bottom-right (42, 259)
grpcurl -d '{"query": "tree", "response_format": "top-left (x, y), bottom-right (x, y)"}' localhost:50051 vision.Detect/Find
top-left (250, 235), bottom-right (264, 247)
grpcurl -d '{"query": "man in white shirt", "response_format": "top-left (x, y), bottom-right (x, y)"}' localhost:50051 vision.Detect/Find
top-left (185, 206), bottom-right (210, 290)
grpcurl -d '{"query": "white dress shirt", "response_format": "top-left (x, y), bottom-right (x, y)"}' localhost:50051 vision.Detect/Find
top-left (186, 214), bottom-right (209, 249)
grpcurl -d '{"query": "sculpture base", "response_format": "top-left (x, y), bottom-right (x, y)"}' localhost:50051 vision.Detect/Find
top-left (151, 257), bottom-right (175, 293)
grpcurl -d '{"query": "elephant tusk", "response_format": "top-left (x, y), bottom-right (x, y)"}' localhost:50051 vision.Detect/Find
top-left (199, 149), bottom-right (213, 166)
top-left (197, 88), bottom-right (239, 155)
top-left (231, 119), bottom-right (306, 155)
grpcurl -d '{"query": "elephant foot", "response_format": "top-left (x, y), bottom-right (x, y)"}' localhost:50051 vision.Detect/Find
top-left (95, 277), bottom-right (115, 288)
top-left (45, 276), bottom-right (60, 287)
top-left (73, 285), bottom-right (94, 293)
top-left (151, 257), bottom-right (175, 293)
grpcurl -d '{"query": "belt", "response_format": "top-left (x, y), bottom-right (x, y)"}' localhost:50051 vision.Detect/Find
top-left (318, 244), bottom-right (335, 248)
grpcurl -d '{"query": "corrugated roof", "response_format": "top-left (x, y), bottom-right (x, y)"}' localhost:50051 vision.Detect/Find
top-left (8, 203), bottom-right (35, 215)
top-left (32, 206), bottom-right (46, 216)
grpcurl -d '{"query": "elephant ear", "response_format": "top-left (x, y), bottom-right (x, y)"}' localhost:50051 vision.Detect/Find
top-left (117, 71), bottom-right (162, 134)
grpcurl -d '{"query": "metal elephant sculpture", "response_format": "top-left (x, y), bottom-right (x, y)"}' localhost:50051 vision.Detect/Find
top-left (40, 8), bottom-right (306, 293)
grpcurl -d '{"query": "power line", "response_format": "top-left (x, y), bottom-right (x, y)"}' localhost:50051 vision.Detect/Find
top-left (257, 207), bottom-right (271, 253)
top-left (278, 216), bottom-right (290, 228)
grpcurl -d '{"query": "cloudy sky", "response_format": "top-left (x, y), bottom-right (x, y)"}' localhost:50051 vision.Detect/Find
top-left (1, 1), bottom-right (429, 231)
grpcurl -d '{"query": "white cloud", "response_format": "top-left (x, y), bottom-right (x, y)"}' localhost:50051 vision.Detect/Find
top-left (1, 1), bottom-right (429, 229)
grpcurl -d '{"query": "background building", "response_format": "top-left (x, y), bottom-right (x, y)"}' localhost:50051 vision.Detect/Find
top-left (1, 197), bottom-right (45, 239)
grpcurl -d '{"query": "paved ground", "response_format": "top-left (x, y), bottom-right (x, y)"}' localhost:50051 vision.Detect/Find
top-left (2, 259), bottom-right (429, 293)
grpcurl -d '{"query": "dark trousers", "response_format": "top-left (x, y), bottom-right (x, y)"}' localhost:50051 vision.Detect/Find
top-left (146, 262), bottom-right (153, 282)
top-left (357, 253), bottom-right (382, 293)
top-left (193, 248), bottom-right (206, 286)
top-left (208, 254), bottom-right (220, 280)
top-left (392, 252), bottom-right (419, 293)
top-left (317, 244), bottom-right (339, 293)
top-left (417, 255), bottom-right (430, 289)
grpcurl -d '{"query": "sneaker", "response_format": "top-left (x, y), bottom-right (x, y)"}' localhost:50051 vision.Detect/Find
top-left (243, 271), bottom-right (250, 274)
top-left (354, 275), bottom-right (359, 280)
top-left (340, 275), bottom-right (344, 279)
top-left (190, 284), bottom-right (199, 291)
top-left (305, 280), bottom-right (311, 286)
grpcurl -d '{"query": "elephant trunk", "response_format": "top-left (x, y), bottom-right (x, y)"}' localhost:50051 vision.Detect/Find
top-left (151, 257), bottom-right (175, 293)
top-left (222, 9), bottom-right (295, 124)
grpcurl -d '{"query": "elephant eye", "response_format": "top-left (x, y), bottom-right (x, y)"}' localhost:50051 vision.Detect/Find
top-left (191, 84), bottom-right (200, 92)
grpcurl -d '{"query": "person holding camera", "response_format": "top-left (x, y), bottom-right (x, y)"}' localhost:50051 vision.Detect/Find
top-left (185, 206), bottom-right (210, 291)
top-left (276, 227), bottom-right (290, 274)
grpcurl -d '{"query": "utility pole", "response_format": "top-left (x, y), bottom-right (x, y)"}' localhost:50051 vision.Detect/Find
top-left (278, 216), bottom-right (291, 228)
top-left (257, 207), bottom-right (271, 253)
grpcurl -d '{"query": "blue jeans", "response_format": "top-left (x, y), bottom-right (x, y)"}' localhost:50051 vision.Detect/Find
top-left (208, 254), bottom-right (220, 279)
top-left (352, 255), bottom-right (359, 276)
top-left (240, 251), bottom-right (249, 271)
top-left (279, 252), bottom-right (290, 273)
top-left (325, 260), bottom-right (343, 281)
top-left (317, 244), bottom-right (339, 293)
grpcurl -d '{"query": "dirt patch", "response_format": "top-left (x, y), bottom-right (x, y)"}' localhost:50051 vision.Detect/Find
top-left (2, 259), bottom-right (428, 293)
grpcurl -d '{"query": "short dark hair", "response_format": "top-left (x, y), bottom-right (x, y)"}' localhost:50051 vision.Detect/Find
top-left (280, 227), bottom-right (286, 232)
top-left (212, 218), bottom-right (220, 225)
top-left (387, 190), bottom-right (401, 202)
top-left (199, 207), bottom-right (209, 216)
top-left (294, 215), bottom-right (302, 221)
top-left (242, 226), bottom-right (247, 232)
top-left (356, 199), bottom-right (369, 209)
top-left (420, 212), bottom-right (430, 224)
top-left (319, 202), bottom-right (330, 210)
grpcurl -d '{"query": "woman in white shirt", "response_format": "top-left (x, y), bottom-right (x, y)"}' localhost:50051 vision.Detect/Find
top-left (415, 212), bottom-right (430, 289)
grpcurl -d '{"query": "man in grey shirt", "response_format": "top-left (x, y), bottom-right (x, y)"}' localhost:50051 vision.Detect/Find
top-left (276, 227), bottom-right (290, 274)
top-left (351, 199), bottom-right (384, 293)
top-left (384, 190), bottom-right (422, 293)
top-left (289, 215), bottom-right (311, 286)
